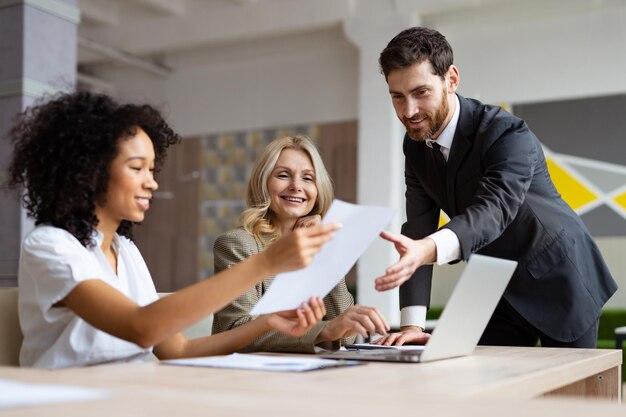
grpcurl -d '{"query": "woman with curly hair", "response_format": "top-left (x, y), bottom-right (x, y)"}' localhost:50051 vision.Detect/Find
top-left (212, 135), bottom-right (389, 353)
top-left (7, 92), bottom-right (338, 369)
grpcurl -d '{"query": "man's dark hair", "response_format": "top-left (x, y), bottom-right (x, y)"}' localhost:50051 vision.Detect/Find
top-left (379, 27), bottom-right (454, 80)
top-left (7, 91), bottom-right (181, 247)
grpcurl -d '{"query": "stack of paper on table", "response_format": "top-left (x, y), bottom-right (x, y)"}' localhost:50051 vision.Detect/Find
top-left (162, 353), bottom-right (363, 372)
top-left (0, 379), bottom-right (108, 410)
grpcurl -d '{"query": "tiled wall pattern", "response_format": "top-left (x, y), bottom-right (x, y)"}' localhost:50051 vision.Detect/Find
top-left (542, 151), bottom-right (626, 236)
top-left (437, 102), bottom-right (626, 235)
top-left (513, 95), bottom-right (626, 237)
top-left (198, 125), bottom-right (320, 279)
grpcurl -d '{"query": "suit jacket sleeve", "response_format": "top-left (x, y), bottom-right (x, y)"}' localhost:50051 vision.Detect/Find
top-left (212, 229), bottom-right (354, 353)
top-left (400, 136), bottom-right (437, 309)
top-left (445, 115), bottom-right (537, 260)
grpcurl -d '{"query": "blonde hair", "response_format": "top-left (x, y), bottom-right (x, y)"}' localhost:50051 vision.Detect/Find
top-left (240, 135), bottom-right (333, 242)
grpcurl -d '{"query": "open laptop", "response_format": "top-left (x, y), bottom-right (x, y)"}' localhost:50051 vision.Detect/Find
top-left (320, 254), bottom-right (517, 363)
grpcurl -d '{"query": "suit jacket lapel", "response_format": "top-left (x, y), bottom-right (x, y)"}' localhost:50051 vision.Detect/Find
top-left (446, 95), bottom-right (475, 217)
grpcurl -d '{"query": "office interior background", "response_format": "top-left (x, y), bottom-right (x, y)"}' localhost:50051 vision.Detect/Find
top-left (1, 0), bottom-right (625, 326)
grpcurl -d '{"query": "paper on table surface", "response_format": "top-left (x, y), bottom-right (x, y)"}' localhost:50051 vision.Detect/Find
top-left (250, 199), bottom-right (395, 315)
top-left (162, 353), bottom-right (360, 372)
top-left (0, 379), bottom-right (109, 410)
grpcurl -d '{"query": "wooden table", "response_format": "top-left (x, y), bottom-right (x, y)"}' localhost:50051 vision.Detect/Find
top-left (0, 346), bottom-right (622, 416)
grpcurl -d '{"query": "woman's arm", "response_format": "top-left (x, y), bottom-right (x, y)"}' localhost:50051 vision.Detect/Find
top-left (62, 224), bottom-right (338, 350)
top-left (212, 292), bottom-right (328, 354)
top-left (315, 279), bottom-right (390, 347)
top-left (212, 230), bottom-right (386, 352)
top-left (212, 230), bottom-right (327, 353)
top-left (315, 278), bottom-right (356, 348)
top-left (154, 298), bottom-right (326, 359)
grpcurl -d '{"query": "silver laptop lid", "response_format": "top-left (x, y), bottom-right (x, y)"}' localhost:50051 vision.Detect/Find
top-left (420, 254), bottom-right (517, 362)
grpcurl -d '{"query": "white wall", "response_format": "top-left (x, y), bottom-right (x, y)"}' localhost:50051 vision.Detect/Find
top-left (433, 0), bottom-right (626, 104)
top-left (100, 27), bottom-right (358, 136)
top-left (97, 0), bottom-right (626, 308)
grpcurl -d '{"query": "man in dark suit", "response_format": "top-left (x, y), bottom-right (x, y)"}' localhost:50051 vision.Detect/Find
top-left (373, 27), bottom-right (617, 348)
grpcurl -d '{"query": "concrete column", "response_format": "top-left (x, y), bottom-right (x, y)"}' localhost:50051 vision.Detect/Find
top-left (344, 3), bottom-right (419, 326)
top-left (0, 0), bottom-right (78, 286)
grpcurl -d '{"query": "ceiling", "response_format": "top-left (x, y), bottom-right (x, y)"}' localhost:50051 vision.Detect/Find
top-left (76, 0), bottom-right (520, 77)
top-left (78, 0), bottom-right (619, 93)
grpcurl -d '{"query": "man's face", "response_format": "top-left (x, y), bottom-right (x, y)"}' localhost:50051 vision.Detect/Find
top-left (387, 61), bottom-right (458, 142)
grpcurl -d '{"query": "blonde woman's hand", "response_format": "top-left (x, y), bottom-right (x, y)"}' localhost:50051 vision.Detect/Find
top-left (262, 223), bottom-right (340, 275)
top-left (265, 297), bottom-right (326, 337)
top-left (317, 305), bottom-right (390, 342)
top-left (293, 214), bottom-right (322, 229)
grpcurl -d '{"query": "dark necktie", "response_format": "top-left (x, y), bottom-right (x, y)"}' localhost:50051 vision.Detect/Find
top-left (431, 142), bottom-right (447, 188)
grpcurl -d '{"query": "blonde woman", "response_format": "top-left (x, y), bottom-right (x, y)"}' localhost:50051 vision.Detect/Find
top-left (213, 135), bottom-right (389, 353)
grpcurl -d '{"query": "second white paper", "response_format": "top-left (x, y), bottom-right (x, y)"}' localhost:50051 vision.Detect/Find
top-left (250, 200), bottom-right (395, 315)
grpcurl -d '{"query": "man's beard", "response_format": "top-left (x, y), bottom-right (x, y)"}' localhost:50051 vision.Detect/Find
top-left (403, 93), bottom-right (449, 142)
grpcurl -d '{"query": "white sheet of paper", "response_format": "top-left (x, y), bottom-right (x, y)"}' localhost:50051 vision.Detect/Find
top-left (250, 199), bottom-right (395, 315)
top-left (162, 353), bottom-right (353, 372)
top-left (0, 379), bottom-right (109, 410)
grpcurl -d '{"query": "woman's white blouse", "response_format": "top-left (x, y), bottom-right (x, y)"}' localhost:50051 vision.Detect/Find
top-left (18, 225), bottom-right (159, 369)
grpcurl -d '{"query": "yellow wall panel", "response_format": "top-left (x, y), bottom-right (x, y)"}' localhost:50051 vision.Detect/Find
top-left (614, 191), bottom-right (626, 211)
top-left (546, 159), bottom-right (597, 210)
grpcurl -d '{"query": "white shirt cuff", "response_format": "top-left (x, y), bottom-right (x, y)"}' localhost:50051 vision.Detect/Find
top-left (400, 306), bottom-right (427, 329)
top-left (428, 228), bottom-right (461, 265)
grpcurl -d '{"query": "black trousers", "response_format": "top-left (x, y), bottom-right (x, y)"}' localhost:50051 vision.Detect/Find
top-left (479, 298), bottom-right (598, 348)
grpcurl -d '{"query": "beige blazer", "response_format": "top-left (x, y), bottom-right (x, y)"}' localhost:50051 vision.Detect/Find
top-left (212, 228), bottom-right (355, 353)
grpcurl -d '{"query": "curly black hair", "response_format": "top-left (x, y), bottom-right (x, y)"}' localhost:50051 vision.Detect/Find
top-left (7, 91), bottom-right (181, 247)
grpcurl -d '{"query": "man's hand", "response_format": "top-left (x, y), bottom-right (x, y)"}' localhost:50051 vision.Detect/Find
top-left (316, 305), bottom-right (389, 342)
top-left (374, 231), bottom-right (436, 291)
top-left (371, 326), bottom-right (431, 346)
top-left (266, 297), bottom-right (326, 338)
